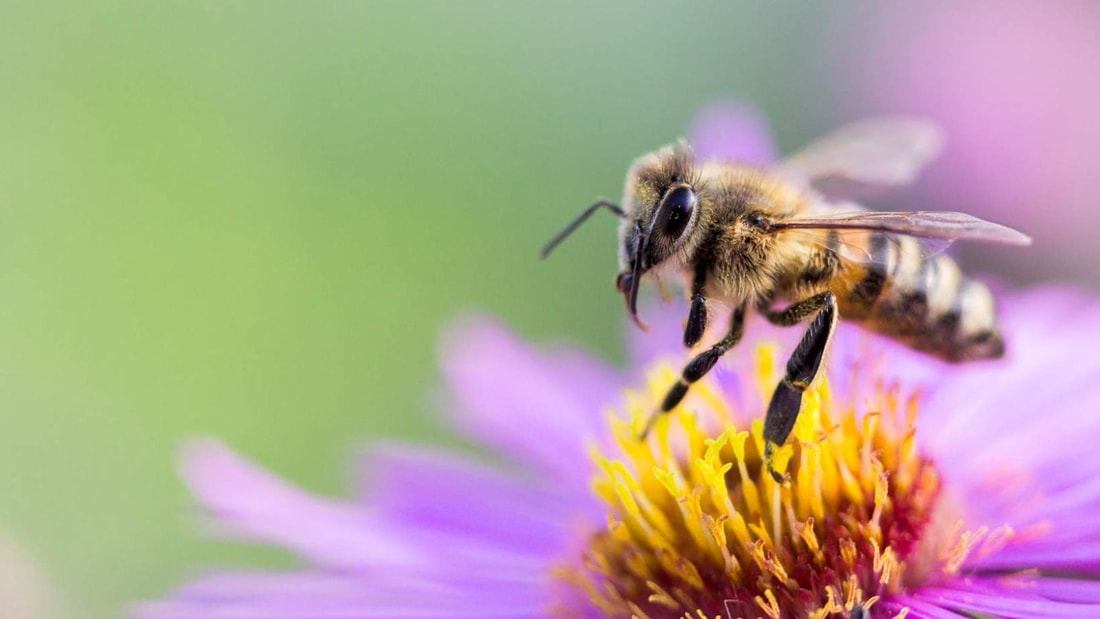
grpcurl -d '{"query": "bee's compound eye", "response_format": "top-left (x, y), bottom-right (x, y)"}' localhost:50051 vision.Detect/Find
top-left (658, 186), bottom-right (697, 240)
top-left (747, 213), bottom-right (771, 231)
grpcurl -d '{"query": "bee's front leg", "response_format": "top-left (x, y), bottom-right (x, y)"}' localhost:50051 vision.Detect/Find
top-left (641, 301), bottom-right (747, 439)
top-left (760, 292), bottom-right (839, 482)
top-left (682, 269), bottom-right (708, 351)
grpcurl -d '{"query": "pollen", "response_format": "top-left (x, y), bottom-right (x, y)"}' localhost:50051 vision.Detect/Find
top-left (563, 344), bottom-right (1005, 619)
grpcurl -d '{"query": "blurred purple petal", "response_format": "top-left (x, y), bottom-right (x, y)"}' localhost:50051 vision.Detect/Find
top-left (439, 317), bottom-right (620, 486)
top-left (688, 101), bottom-right (777, 165)
top-left (181, 439), bottom-right (419, 571)
top-left (1009, 577), bottom-right (1100, 603)
top-left (623, 297), bottom-right (692, 371)
top-left (132, 570), bottom-right (550, 618)
top-left (358, 446), bottom-right (585, 557)
top-left (919, 289), bottom-right (1100, 481)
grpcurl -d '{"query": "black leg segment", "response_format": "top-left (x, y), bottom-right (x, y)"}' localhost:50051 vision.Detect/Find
top-left (683, 267), bottom-right (709, 348)
top-left (684, 294), bottom-right (707, 348)
top-left (641, 302), bottom-right (747, 439)
top-left (762, 292), bottom-right (839, 482)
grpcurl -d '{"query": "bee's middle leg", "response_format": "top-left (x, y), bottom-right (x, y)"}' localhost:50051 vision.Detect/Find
top-left (641, 302), bottom-right (747, 439)
top-left (683, 268), bottom-right (709, 348)
top-left (760, 292), bottom-right (838, 482)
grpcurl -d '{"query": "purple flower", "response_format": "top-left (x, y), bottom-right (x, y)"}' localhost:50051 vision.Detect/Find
top-left (133, 286), bottom-right (1100, 618)
top-left (135, 111), bottom-right (1100, 617)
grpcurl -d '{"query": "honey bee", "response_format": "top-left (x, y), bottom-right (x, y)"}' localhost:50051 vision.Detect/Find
top-left (542, 119), bottom-right (1031, 481)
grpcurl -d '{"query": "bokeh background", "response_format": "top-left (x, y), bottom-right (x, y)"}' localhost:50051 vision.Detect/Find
top-left (1, 2), bottom-right (1097, 617)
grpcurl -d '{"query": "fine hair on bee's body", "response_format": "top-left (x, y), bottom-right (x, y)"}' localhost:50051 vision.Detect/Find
top-left (542, 119), bottom-right (1031, 481)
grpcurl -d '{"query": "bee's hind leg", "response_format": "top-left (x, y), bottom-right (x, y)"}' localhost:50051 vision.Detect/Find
top-left (760, 292), bottom-right (838, 483)
top-left (640, 301), bottom-right (747, 439)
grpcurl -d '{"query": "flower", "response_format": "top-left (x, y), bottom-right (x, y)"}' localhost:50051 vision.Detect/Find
top-left (133, 285), bottom-right (1100, 619)
top-left (134, 109), bottom-right (1100, 617)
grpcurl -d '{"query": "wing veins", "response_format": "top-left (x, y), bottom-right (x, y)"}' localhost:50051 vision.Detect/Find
top-left (775, 211), bottom-right (1031, 246)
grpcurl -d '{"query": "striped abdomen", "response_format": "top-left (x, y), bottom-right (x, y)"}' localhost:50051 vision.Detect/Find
top-left (833, 233), bottom-right (1004, 362)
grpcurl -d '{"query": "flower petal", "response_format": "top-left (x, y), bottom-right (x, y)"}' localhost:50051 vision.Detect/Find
top-left (914, 579), bottom-right (1100, 618)
top-left (1014, 577), bottom-right (1100, 603)
top-left (689, 101), bottom-right (777, 165)
top-left (358, 445), bottom-right (585, 557)
top-left (180, 439), bottom-right (419, 570)
top-left (131, 570), bottom-right (550, 619)
top-left (975, 539), bottom-right (1100, 573)
top-left (921, 286), bottom-right (1100, 455)
top-left (439, 317), bottom-right (620, 485)
top-left (910, 289), bottom-right (1100, 547)
top-left (877, 596), bottom-right (971, 618)
top-left (623, 298), bottom-right (693, 373)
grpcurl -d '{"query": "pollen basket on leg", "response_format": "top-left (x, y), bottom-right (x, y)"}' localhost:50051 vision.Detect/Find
top-left (563, 344), bottom-right (963, 619)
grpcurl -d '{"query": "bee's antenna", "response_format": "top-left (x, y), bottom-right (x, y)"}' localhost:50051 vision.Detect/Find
top-left (540, 200), bottom-right (625, 259)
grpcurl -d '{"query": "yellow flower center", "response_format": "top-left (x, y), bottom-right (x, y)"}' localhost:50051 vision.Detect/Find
top-left (560, 344), bottom-right (1009, 619)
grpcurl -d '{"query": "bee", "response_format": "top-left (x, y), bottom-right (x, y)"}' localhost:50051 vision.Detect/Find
top-left (542, 119), bottom-right (1031, 481)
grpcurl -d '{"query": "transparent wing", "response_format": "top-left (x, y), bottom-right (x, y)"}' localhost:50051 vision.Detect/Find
top-left (776, 119), bottom-right (944, 195)
top-left (776, 211), bottom-right (1032, 246)
top-left (783, 228), bottom-right (953, 266)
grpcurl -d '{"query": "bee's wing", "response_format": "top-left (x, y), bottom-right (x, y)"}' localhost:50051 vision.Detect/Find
top-left (776, 210), bottom-right (1032, 246)
top-left (776, 119), bottom-right (944, 197)
top-left (780, 211), bottom-right (1030, 279)
top-left (783, 227), bottom-right (954, 266)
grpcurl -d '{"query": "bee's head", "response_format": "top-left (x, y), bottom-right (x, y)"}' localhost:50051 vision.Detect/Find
top-left (539, 141), bottom-right (705, 331)
top-left (615, 141), bottom-right (702, 329)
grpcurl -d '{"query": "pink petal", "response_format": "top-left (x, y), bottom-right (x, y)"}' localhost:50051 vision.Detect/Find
top-left (877, 596), bottom-right (971, 618)
top-left (181, 439), bottom-right (419, 570)
top-left (915, 582), bottom-right (1100, 618)
top-left (131, 570), bottom-right (549, 619)
top-left (688, 101), bottom-right (777, 165)
top-left (358, 445), bottom-right (590, 556)
top-left (439, 317), bottom-right (620, 485)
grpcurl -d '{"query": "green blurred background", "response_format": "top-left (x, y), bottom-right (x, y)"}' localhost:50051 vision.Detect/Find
top-left (0, 2), bottom-right (1095, 617)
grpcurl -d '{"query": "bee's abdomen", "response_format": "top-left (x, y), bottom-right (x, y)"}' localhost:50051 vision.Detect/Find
top-left (836, 234), bottom-right (1004, 362)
